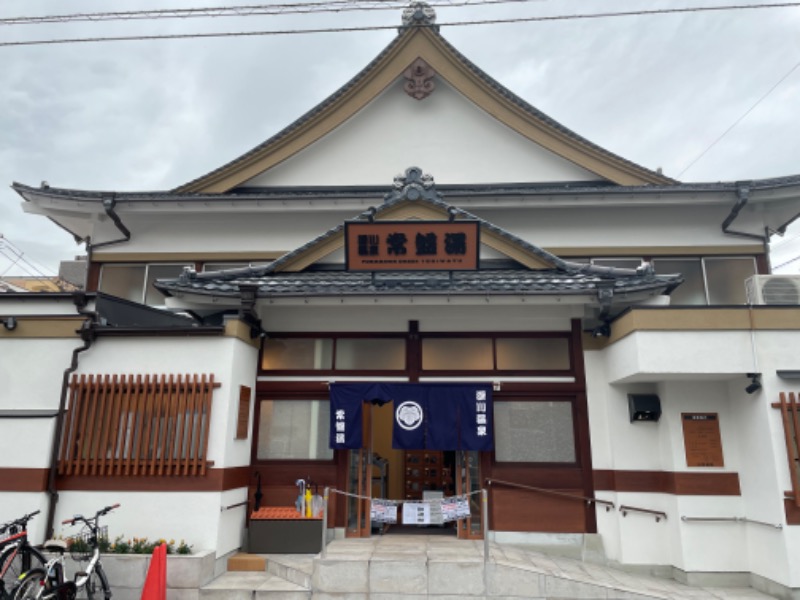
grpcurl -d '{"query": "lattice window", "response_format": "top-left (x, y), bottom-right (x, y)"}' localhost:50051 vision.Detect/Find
top-left (774, 392), bottom-right (800, 507)
top-left (59, 374), bottom-right (219, 477)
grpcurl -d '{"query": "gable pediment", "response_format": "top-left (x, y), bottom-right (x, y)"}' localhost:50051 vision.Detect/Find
top-left (177, 26), bottom-right (673, 194)
top-left (264, 167), bottom-right (559, 273)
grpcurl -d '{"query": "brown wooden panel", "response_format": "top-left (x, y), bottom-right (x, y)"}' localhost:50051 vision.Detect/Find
top-left (0, 468), bottom-right (48, 492)
top-left (491, 488), bottom-right (587, 533)
top-left (57, 466), bottom-right (248, 492)
top-left (489, 465), bottom-right (584, 489)
top-left (673, 472), bottom-right (740, 496)
top-left (60, 373), bottom-right (217, 477)
top-left (785, 499), bottom-right (800, 525)
top-left (237, 385), bottom-right (252, 440)
top-left (593, 469), bottom-right (741, 496)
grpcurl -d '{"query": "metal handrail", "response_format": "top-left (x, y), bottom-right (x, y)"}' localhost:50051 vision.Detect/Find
top-left (681, 515), bottom-right (782, 530)
top-left (486, 478), bottom-right (615, 511)
top-left (220, 500), bottom-right (248, 512)
top-left (619, 505), bottom-right (667, 522)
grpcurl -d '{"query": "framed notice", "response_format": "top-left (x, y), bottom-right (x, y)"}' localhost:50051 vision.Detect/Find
top-left (345, 221), bottom-right (479, 271)
top-left (682, 413), bottom-right (724, 467)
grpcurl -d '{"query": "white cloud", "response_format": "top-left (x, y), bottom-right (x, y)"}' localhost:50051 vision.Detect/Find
top-left (1, 0), bottom-right (799, 275)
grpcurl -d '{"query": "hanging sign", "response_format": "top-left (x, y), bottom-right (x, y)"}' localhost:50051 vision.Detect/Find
top-left (402, 502), bottom-right (431, 525)
top-left (371, 500), bottom-right (398, 524)
top-left (345, 221), bottom-right (479, 271)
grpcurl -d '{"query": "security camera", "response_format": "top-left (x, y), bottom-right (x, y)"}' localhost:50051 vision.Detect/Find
top-left (3, 317), bottom-right (16, 331)
top-left (745, 373), bottom-right (762, 394)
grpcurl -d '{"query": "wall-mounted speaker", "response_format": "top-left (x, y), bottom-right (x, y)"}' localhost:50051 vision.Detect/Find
top-left (628, 394), bottom-right (661, 423)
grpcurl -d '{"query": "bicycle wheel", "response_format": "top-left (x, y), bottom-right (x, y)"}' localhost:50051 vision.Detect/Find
top-left (11, 568), bottom-right (46, 600)
top-left (75, 565), bottom-right (110, 600)
top-left (0, 547), bottom-right (47, 596)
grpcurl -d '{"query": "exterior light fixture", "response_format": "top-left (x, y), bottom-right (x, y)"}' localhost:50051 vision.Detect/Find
top-left (2, 317), bottom-right (17, 331)
top-left (592, 322), bottom-right (611, 338)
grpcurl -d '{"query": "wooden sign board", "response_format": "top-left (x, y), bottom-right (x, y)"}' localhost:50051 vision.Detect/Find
top-left (682, 413), bottom-right (724, 467)
top-left (345, 221), bottom-right (479, 271)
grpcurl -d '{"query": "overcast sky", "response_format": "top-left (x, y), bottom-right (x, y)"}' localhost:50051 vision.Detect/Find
top-left (1, 0), bottom-right (799, 278)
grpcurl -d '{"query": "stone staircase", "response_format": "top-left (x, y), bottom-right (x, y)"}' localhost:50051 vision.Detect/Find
top-left (200, 535), bottom-right (778, 599)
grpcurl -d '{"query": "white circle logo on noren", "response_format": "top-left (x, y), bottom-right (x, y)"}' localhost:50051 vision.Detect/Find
top-left (395, 401), bottom-right (423, 430)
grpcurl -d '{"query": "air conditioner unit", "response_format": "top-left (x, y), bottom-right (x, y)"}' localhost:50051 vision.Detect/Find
top-left (745, 275), bottom-right (800, 306)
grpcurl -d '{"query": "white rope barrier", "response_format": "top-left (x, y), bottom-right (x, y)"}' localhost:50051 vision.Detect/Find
top-left (327, 487), bottom-right (483, 502)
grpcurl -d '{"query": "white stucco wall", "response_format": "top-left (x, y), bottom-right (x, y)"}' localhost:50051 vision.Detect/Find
top-left (244, 78), bottom-right (600, 187)
top-left (87, 200), bottom-right (759, 259)
top-left (586, 328), bottom-right (800, 589)
top-left (0, 327), bottom-right (258, 557)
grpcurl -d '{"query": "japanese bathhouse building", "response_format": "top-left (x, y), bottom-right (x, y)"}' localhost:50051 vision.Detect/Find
top-left (3, 2), bottom-right (800, 595)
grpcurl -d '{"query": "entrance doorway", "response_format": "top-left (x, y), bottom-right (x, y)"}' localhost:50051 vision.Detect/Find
top-left (344, 402), bottom-right (480, 538)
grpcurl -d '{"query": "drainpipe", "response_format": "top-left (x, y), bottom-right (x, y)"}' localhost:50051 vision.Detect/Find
top-left (721, 183), bottom-right (768, 245)
top-left (84, 195), bottom-right (132, 290)
top-left (44, 292), bottom-right (98, 540)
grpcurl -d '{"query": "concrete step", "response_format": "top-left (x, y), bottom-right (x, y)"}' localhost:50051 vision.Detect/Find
top-left (265, 553), bottom-right (315, 588)
top-left (200, 571), bottom-right (310, 599)
top-left (203, 536), bottom-right (777, 600)
top-left (227, 552), bottom-right (267, 572)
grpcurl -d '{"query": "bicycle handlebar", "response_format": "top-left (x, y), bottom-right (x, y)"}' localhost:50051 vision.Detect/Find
top-left (62, 504), bottom-right (120, 526)
top-left (0, 510), bottom-right (40, 533)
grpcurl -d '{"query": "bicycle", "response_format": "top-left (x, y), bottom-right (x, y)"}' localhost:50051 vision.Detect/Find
top-left (12, 504), bottom-right (119, 600)
top-left (0, 511), bottom-right (46, 599)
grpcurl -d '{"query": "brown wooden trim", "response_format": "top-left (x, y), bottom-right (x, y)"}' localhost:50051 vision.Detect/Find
top-left (86, 263), bottom-right (101, 292)
top-left (571, 319), bottom-right (596, 533)
top-left (60, 373), bottom-right (218, 477)
top-left (0, 468), bottom-right (48, 492)
top-left (0, 318), bottom-right (85, 339)
top-left (56, 466), bottom-right (249, 492)
top-left (776, 392), bottom-right (800, 507)
top-left (593, 469), bottom-right (741, 495)
top-left (785, 499), bottom-right (800, 525)
top-left (609, 307), bottom-right (800, 344)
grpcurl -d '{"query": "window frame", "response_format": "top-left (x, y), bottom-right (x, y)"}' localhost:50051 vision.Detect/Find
top-left (419, 332), bottom-right (574, 377)
top-left (491, 395), bottom-right (582, 467)
top-left (98, 262), bottom-right (193, 305)
top-left (252, 395), bottom-right (336, 465)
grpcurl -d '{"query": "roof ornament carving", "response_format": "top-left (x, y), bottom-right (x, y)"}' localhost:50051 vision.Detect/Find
top-left (403, 58), bottom-right (436, 100)
top-left (384, 166), bottom-right (443, 203)
top-left (400, 2), bottom-right (438, 31)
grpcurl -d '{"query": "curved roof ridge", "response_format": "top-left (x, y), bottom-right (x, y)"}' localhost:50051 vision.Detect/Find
top-left (428, 30), bottom-right (676, 185)
top-left (174, 29), bottom-right (410, 193)
top-left (174, 23), bottom-right (675, 193)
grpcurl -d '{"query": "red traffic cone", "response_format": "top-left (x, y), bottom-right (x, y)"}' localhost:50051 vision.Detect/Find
top-left (140, 543), bottom-right (167, 600)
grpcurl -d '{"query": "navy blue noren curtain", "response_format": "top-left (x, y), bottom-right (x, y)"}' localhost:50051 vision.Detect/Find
top-left (329, 383), bottom-right (492, 451)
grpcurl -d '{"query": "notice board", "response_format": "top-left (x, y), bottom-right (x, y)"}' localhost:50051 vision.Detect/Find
top-left (682, 413), bottom-right (724, 467)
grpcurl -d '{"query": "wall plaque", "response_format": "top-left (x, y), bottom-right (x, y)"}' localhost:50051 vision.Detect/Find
top-left (682, 413), bottom-right (724, 467)
top-left (345, 221), bottom-right (479, 271)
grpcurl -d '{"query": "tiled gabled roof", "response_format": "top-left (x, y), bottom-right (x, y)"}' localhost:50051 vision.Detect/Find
top-left (155, 267), bottom-right (681, 300)
top-left (155, 167), bottom-right (682, 301)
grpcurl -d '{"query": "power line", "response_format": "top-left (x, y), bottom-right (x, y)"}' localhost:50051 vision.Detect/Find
top-left (773, 253), bottom-right (800, 271)
top-left (0, 235), bottom-right (58, 279)
top-left (0, 0), bottom-right (539, 26)
top-left (2, 2), bottom-right (800, 48)
top-left (677, 58), bottom-right (800, 177)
